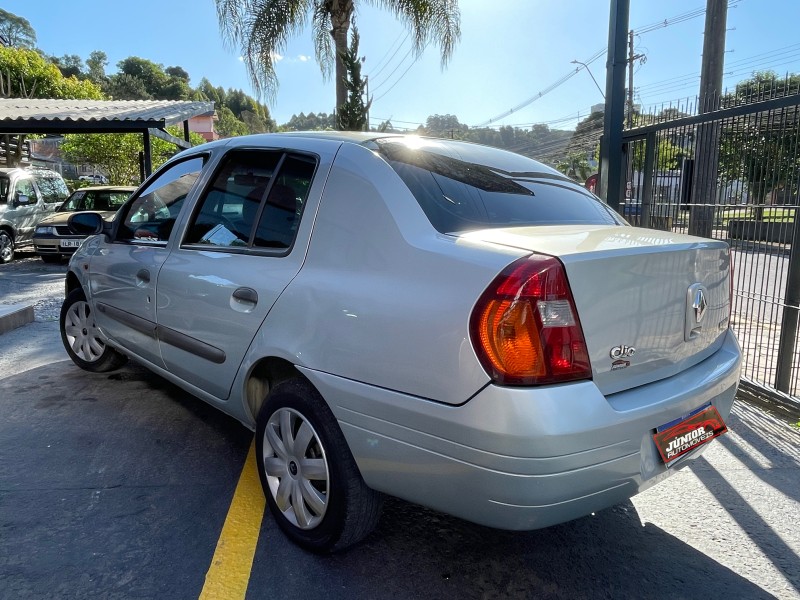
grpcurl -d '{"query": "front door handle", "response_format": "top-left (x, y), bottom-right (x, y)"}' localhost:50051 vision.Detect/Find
top-left (136, 269), bottom-right (150, 283)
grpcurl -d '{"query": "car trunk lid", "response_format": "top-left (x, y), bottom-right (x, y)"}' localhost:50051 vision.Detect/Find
top-left (460, 225), bottom-right (731, 395)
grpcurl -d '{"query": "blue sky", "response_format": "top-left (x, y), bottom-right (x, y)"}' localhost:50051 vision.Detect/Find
top-left (5, 0), bottom-right (800, 130)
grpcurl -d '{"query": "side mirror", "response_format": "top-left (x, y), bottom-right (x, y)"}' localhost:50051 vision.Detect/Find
top-left (68, 212), bottom-right (104, 235)
top-left (13, 194), bottom-right (32, 207)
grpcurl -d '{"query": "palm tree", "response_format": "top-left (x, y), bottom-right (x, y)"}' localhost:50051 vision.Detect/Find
top-left (215, 0), bottom-right (460, 124)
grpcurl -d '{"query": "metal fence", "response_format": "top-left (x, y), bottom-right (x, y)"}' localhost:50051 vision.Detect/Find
top-left (620, 82), bottom-right (800, 405)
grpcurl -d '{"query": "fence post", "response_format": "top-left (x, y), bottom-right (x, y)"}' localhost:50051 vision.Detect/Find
top-left (641, 132), bottom-right (656, 229)
top-left (776, 208), bottom-right (800, 392)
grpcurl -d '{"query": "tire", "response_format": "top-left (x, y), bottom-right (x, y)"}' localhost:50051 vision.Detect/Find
top-left (0, 230), bottom-right (14, 264)
top-left (41, 254), bottom-right (62, 264)
top-left (60, 288), bottom-right (128, 373)
top-left (256, 378), bottom-right (382, 553)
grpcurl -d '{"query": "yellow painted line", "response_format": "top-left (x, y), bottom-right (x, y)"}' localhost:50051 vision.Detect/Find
top-left (199, 439), bottom-right (266, 600)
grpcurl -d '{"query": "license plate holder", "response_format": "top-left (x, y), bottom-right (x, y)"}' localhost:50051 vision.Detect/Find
top-left (653, 404), bottom-right (727, 465)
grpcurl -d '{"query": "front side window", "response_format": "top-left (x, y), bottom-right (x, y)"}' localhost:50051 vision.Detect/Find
top-left (15, 179), bottom-right (36, 203)
top-left (117, 157), bottom-right (205, 243)
top-left (184, 150), bottom-right (315, 250)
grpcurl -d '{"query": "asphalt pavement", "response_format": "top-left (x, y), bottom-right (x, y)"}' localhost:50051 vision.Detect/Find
top-left (1, 254), bottom-right (799, 599)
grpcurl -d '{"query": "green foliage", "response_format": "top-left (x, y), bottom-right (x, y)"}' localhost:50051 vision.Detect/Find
top-left (556, 151), bottom-right (593, 182)
top-left (0, 47), bottom-right (103, 99)
top-left (216, 106), bottom-right (250, 137)
top-left (719, 71), bottom-right (800, 205)
top-left (49, 54), bottom-right (84, 79)
top-left (86, 51), bottom-right (108, 84)
top-left (104, 72), bottom-right (152, 100)
top-left (281, 112), bottom-right (335, 131)
top-left (336, 24), bottom-right (371, 131)
top-left (0, 9), bottom-right (36, 49)
top-left (61, 126), bottom-right (206, 186)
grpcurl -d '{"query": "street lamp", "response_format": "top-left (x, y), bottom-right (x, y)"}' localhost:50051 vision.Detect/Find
top-left (571, 60), bottom-right (605, 99)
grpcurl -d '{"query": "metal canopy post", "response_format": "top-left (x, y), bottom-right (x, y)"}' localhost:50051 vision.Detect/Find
top-left (142, 129), bottom-right (152, 178)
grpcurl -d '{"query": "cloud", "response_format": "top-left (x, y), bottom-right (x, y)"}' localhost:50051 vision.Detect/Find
top-left (237, 56), bottom-right (244, 62)
top-left (270, 52), bottom-right (284, 62)
top-left (298, 55), bottom-right (311, 62)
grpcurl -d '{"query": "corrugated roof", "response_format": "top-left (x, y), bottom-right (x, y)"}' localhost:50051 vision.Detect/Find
top-left (0, 99), bottom-right (214, 130)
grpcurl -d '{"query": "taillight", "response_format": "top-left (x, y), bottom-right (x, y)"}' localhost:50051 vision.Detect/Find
top-left (470, 254), bottom-right (592, 385)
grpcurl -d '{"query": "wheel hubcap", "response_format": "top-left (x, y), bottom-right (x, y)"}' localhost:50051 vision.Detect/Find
top-left (0, 234), bottom-right (11, 261)
top-left (262, 407), bottom-right (329, 530)
top-left (63, 300), bottom-right (105, 362)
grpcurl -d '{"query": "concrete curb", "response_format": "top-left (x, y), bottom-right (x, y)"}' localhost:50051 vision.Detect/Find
top-left (0, 303), bottom-right (35, 335)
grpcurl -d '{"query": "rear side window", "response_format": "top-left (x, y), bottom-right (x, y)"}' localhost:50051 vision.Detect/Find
top-left (184, 150), bottom-right (315, 251)
top-left (371, 138), bottom-right (623, 233)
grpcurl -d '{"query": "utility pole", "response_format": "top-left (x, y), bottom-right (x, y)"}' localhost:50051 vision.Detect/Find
top-left (688, 0), bottom-right (728, 237)
top-left (598, 0), bottom-right (629, 212)
top-left (627, 30), bottom-right (645, 129)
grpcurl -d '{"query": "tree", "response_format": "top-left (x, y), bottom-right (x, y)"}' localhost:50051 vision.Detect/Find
top-left (165, 66), bottom-right (190, 82)
top-left (86, 51), bottom-right (108, 84)
top-left (422, 114), bottom-right (467, 139)
top-left (336, 24), bottom-right (371, 131)
top-left (281, 112), bottom-right (335, 131)
top-left (0, 47), bottom-right (102, 166)
top-left (215, 0), bottom-right (460, 127)
top-left (216, 106), bottom-right (249, 138)
top-left (104, 72), bottom-right (152, 100)
top-left (61, 127), bottom-right (206, 185)
top-left (718, 71), bottom-right (800, 209)
top-left (0, 9), bottom-right (36, 49)
top-left (117, 56), bottom-right (168, 97)
top-left (50, 54), bottom-right (84, 79)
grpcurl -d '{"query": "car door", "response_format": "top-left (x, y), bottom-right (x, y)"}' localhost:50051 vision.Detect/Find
top-left (87, 156), bottom-right (206, 367)
top-left (9, 176), bottom-right (40, 244)
top-left (155, 148), bottom-right (321, 400)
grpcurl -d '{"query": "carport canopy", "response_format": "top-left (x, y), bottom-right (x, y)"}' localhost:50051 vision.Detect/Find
top-left (0, 98), bottom-right (215, 176)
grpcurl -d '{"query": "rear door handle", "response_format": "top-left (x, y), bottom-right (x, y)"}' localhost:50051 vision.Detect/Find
top-left (136, 269), bottom-right (150, 283)
top-left (232, 287), bottom-right (258, 305)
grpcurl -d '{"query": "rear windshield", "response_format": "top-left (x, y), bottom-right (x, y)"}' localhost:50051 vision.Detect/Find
top-left (370, 138), bottom-right (623, 234)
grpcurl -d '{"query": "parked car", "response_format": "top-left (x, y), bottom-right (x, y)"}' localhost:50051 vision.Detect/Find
top-left (79, 174), bottom-right (108, 184)
top-left (0, 167), bottom-right (69, 263)
top-left (33, 185), bottom-right (135, 262)
top-left (60, 132), bottom-right (741, 553)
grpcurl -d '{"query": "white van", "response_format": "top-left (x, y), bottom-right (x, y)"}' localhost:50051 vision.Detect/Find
top-left (0, 167), bottom-right (69, 263)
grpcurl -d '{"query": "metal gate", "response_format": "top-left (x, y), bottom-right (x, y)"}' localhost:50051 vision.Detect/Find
top-left (620, 83), bottom-right (800, 406)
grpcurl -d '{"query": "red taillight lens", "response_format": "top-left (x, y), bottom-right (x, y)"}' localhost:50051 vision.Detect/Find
top-left (470, 254), bottom-right (592, 385)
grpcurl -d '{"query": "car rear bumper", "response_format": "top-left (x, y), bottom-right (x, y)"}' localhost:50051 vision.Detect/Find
top-left (301, 329), bottom-right (741, 530)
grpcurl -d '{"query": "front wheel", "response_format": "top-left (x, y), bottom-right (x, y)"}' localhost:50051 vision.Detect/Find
top-left (256, 378), bottom-right (382, 553)
top-left (0, 230), bottom-right (14, 263)
top-left (60, 288), bottom-right (128, 372)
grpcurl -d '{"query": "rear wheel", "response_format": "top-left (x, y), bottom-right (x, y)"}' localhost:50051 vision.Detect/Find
top-left (256, 378), bottom-right (382, 553)
top-left (0, 230), bottom-right (14, 263)
top-left (60, 288), bottom-right (127, 372)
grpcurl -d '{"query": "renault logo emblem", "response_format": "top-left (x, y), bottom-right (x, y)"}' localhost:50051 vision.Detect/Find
top-left (692, 288), bottom-right (708, 323)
